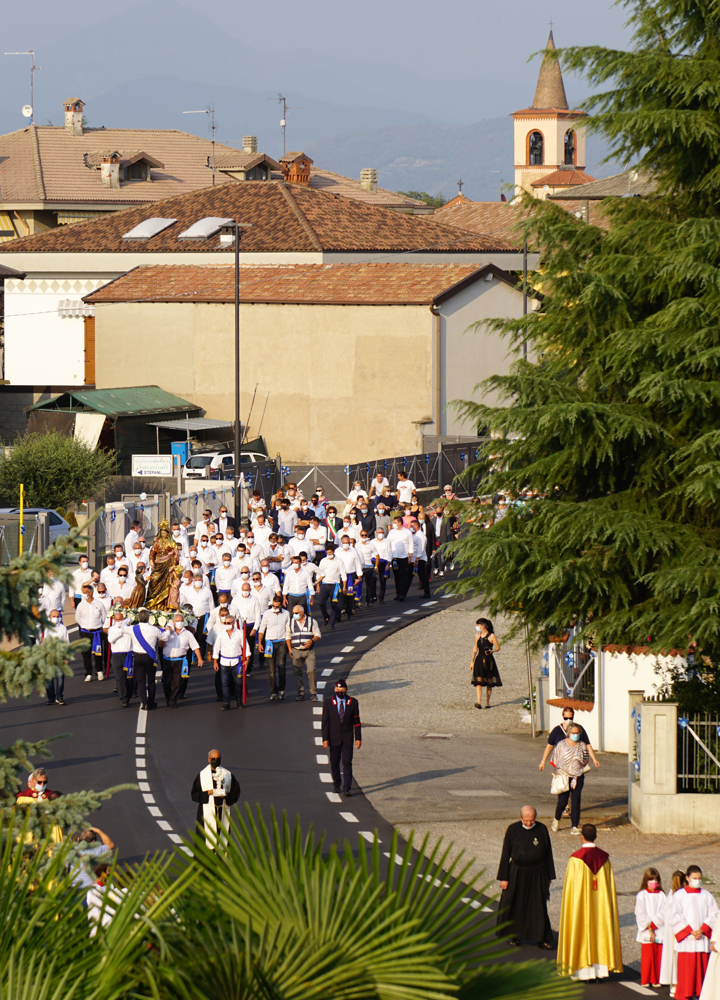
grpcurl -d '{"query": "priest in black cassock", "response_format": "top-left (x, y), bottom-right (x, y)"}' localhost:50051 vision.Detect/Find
top-left (497, 805), bottom-right (556, 949)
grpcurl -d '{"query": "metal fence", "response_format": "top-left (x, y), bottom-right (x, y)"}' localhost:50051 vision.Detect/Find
top-left (677, 714), bottom-right (720, 794)
top-left (549, 630), bottom-right (596, 704)
top-left (282, 442), bottom-right (487, 502)
top-left (0, 515), bottom-right (46, 565)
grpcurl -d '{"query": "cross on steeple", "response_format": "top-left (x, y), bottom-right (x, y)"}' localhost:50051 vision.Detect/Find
top-left (457, 179), bottom-right (463, 194)
top-left (549, 18), bottom-right (554, 30)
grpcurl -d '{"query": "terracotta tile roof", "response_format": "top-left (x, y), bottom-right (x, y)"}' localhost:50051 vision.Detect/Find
top-left (531, 168), bottom-right (596, 188)
top-left (433, 200), bottom-right (523, 242)
top-left (85, 262), bottom-right (494, 305)
top-left (0, 125), bottom-right (245, 205)
top-left (286, 167), bottom-right (429, 211)
top-left (215, 150), bottom-right (281, 171)
top-left (0, 180), bottom-right (520, 255)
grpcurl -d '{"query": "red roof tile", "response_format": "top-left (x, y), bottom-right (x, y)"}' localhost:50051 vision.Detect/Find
top-left (85, 262), bottom-right (499, 305)
top-left (0, 180), bottom-right (520, 255)
top-left (531, 168), bottom-right (596, 188)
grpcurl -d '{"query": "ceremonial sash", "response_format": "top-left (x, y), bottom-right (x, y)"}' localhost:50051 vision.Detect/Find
top-left (132, 625), bottom-right (157, 663)
top-left (90, 630), bottom-right (103, 655)
top-left (122, 650), bottom-right (134, 678)
top-left (327, 521), bottom-right (338, 543)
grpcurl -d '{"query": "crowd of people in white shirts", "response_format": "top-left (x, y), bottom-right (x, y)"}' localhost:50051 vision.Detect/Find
top-left (37, 478), bottom-right (459, 711)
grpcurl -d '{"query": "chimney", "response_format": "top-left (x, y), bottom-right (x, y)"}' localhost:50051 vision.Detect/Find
top-left (63, 97), bottom-right (85, 136)
top-left (280, 152), bottom-right (313, 186)
top-left (100, 152), bottom-right (121, 188)
top-left (243, 135), bottom-right (258, 154)
top-left (360, 168), bottom-right (378, 193)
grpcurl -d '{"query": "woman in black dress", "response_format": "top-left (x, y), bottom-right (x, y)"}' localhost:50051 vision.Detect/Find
top-left (470, 617), bottom-right (501, 709)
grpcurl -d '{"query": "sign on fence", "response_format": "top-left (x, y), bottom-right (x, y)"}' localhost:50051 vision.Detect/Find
top-left (131, 455), bottom-right (175, 477)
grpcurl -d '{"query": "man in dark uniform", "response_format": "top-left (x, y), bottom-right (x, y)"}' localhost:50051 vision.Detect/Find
top-left (321, 678), bottom-right (361, 797)
top-left (497, 804), bottom-right (556, 949)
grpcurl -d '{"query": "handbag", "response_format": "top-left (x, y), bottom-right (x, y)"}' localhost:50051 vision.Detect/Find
top-left (550, 771), bottom-right (570, 795)
top-left (582, 763), bottom-right (592, 774)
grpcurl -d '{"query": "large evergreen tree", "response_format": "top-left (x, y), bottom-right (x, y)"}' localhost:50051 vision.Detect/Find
top-left (450, 0), bottom-right (720, 653)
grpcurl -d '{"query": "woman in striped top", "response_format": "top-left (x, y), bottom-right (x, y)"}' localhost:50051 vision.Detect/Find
top-left (550, 724), bottom-right (589, 835)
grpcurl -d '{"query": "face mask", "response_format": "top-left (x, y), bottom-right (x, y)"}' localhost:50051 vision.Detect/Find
top-left (689, 878), bottom-right (702, 889)
top-left (134, 549), bottom-right (141, 556)
top-left (292, 612), bottom-right (301, 620)
top-left (201, 542), bottom-right (208, 548)
top-left (475, 626), bottom-right (481, 632)
top-left (241, 571), bottom-right (250, 579)
top-left (569, 733), bottom-right (580, 742)
top-left (241, 591), bottom-right (251, 599)
top-left (50, 617), bottom-right (59, 626)
top-left (563, 719), bottom-right (573, 728)
top-left (223, 560), bottom-right (231, 567)
top-left (172, 530), bottom-right (180, 537)
top-left (189, 552), bottom-right (197, 559)
top-left (327, 553), bottom-right (334, 560)
top-left (175, 622), bottom-right (184, 631)
top-left (261, 567), bottom-right (269, 574)
top-left (342, 544), bottom-right (349, 550)
top-left (80, 561), bottom-right (88, 569)
top-left (272, 608), bottom-right (280, 614)
top-left (210, 759), bottom-right (221, 770)
top-left (335, 690), bottom-right (345, 698)
top-left (377, 533), bottom-right (384, 540)
top-left (119, 575), bottom-right (127, 581)
top-left (647, 879), bottom-right (658, 890)
top-left (194, 581), bottom-right (203, 589)
top-left (360, 507), bottom-right (367, 513)
top-left (115, 553), bottom-right (123, 559)
top-left (343, 522), bottom-right (350, 527)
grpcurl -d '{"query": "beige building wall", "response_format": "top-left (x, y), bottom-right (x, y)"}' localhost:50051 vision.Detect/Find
top-left (513, 114), bottom-right (586, 197)
top-left (94, 301), bottom-right (432, 463)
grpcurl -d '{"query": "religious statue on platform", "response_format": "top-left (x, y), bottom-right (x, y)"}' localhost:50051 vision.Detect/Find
top-left (146, 520), bottom-right (180, 610)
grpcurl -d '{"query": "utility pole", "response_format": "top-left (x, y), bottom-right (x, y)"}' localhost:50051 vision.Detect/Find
top-left (267, 94), bottom-right (302, 157)
top-left (5, 50), bottom-right (39, 123)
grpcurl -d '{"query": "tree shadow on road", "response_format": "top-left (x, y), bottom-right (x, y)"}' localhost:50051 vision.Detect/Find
top-left (362, 766), bottom-right (474, 794)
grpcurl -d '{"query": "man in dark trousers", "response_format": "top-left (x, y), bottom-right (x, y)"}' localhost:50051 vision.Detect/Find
top-left (321, 678), bottom-right (361, 797)
top-left (497, 804), bottom-right (556, 949)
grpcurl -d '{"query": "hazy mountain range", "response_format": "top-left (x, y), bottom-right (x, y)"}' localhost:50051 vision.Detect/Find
top-left (0, 0), bottom-right (621, 201)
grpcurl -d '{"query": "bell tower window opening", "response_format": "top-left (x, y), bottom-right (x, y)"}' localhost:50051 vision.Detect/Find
top-left (528, 131), bottom-right (544, 166)
top-left (564, 129), bottom-right (575, 165)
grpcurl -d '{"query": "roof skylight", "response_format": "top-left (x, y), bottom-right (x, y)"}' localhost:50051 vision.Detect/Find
top-left (122, 218), bottom-right (177, 241)
top-left (177, 217), bottom-right (234, 240)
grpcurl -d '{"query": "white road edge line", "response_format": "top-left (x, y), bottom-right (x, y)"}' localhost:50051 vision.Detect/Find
top-left (619, 984), bottom-right (656, 996)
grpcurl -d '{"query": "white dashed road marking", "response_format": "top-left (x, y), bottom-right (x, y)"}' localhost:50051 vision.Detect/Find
top-left (326, 792), bottom-right (342, 803)
top-left (369, 625), bottom-right (383, 631)
top-left (353, 635), bottom-right (367, 642)
top-left (331, 656), bottom-right (344, 663)
top-left (422, 601), bottom-right (438, 606)
top-left (319, 773), bottom-right (333, 783)
top-left (387, 617), bottom-right (400, 622)
top-left (359, 831), bottom-right (379, 843)
top-left (316, 754), bottom-right (329, 764)
top-left (340, 812), bottom-right (358, 823)
top-left (321, 668), bottom-right (333, 676)
top-left (341, 646), bottom-right (354, 653)
top-left (619, 984), bottom-right (656, 996)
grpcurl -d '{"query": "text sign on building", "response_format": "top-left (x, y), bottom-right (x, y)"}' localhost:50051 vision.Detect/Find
top-left (131, 455), bottom-right (174, 477)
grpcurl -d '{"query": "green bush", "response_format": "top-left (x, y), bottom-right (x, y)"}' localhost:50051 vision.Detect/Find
top-left (0, 432), bottom-right (115, 511)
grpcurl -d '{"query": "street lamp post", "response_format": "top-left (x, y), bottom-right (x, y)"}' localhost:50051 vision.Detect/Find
top-left (219, 221), bottom-right (252, 525)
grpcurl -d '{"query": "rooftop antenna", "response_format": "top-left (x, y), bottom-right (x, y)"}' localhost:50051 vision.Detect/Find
top-left (267, 93), bottom-right (302, 157)
top-left (183, 104), bottom-right (217, 184)
top-left (5, 50), bottom-right (39, 124)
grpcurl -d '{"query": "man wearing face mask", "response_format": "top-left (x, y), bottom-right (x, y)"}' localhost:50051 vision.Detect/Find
top-left (16, 767), bottom-right (61, 802)
top-left (282, 556), bottom-right (314, 615)
top-left (215, 552), bottom-right (240, 599)
top-left (315, 544), bottom-right (347, 628)
top-left (41, 610), bottom-right (69, 706)
top-left (671, 865), bottom-right (719, 1000)
top-left (170, 523), bottom-right (189, 559)
top-left (286, 603), bottom-right (321, 701)
top-left (497, 805), bottom-right (555, 949)
top-left (107, 565), bottom-right (133, 603)
top-left (557, 823), bottom-right (622, 981)
top-left (373, 527), bottom-right (391, 604)
top-left (230, 583), bottom-right (261, 672)
top-left (72, 557), bottom-right (92, 608)
top-left (183, 575), bottom-right (214, 662)
top-left (161, 612), bottom-right (204, 708)
top-left (212, 616), bottom-right (249, 710)
top-left (322, 678), bottom-right (361, 796)
top-left (191, 749), bottom-right (241, 848)
top-left (356, 501), bottom-right (376, 539)
top-left (216, 505), bottom-right (237, 539)
top-left (230, 565), bottom-right (254, 601)
top-left (258, 597), bottom-right (290, 700)
top-left (106, 608), bottom-right (133, 707)
top-left (194, 510), bottom-right (216, 545)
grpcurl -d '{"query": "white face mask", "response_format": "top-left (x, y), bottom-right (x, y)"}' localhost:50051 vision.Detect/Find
top-left (172, 530), bottom-right (180, 537)
top-left (377, 533), bottom-right (384, 540)
top-left (223, 560), bottom-right (231, 567)
top-left (189, 552), bottom-right (197, 559)
top-left (201, 542), bottom-right (208, 548)
top-left (327, 553), bottom-right (334, 560)
top-left (175, 622), bottom-right (184, 631)
top-left (50, 617), bottom-right (59, 626)
top-left (134, 549), bottom-right (141, 556)
top-left (342, 544), bottom-right (349, 550)
top-left (261, 567), bottom-right (269, 574)
top-left (272, 608), bottom-right (280, 614)
top-left (80, 561), bottom-right (88, 569)
top-left (241, 571), bottom-right (250, 579)
top-left (241, 591), bottom-right (251, 599)
top-left (193, 581), bottom-right (203, 589)
top-left (475, 626), bottom-right (481, 632)
top-left (689, 878), bottom-right (702, 889)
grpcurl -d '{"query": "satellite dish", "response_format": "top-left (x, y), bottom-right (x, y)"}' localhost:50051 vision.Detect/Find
top-left (21, 105), bottom-right (32, 118)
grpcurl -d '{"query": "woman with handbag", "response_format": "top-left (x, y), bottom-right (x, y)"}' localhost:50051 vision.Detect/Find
top-left (550, 723), bottom-right (589, 835)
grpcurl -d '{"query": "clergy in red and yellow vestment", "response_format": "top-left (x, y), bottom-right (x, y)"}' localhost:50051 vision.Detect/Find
top-left (557, 824), bottom-right (623, 980)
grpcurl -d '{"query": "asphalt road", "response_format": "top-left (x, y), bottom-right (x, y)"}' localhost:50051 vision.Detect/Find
top-left (0, 577), bottom-right (641, 999)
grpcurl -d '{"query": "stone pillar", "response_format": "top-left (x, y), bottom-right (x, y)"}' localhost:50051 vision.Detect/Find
top-left (640, 700), bottom-right (678, 795)
top-left (628, 690), bottom-right (644, 824)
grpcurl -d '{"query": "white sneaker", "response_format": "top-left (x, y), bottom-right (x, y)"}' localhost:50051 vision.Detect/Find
top-left (84, 675), bottom-right (92, 683)
top-left (433, 569), bottom-right (438, 576)
top-left (550, 818), bottom-right (559, 832)
top-left (96, 672), bottom-right (104, 681)
top-left (570, 826), bottom-right (581, 835)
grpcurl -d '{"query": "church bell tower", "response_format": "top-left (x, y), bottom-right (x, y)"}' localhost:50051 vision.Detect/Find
top-left (512, 31), bottom-right (590, 200)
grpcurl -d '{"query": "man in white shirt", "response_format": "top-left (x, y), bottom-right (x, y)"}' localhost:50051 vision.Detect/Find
top-left (194, 509), bottom-right (216, 544)
top-left (124, 521), bottom-right (141, 555)
top-left (258, 598), bottom-right (291, 700)
top-left (277, 502), bottom-right (298, 541)
top-left (265, 534), bottom-right (285, 576)
top-left (315, 545), bottom-right (347, 629)
top-left (357, 532), bottom-right (379, 606)
top-left (335, 535), bottom-right (363, 621)
top-left (183, 577), bottom-right (214, 661)
top-left (161, 613), bottom-right (203, 708)
top-left (411, 519), bottom-right (431, 598)
top-left (122, 609), bottom-right (165, 710)
top-left (307, 517), bottom-right (328, 563)
top-left (215, 553), bottom-right (239, 598)
top-left (387, 516), bottom-right (414, 602)
top-left (396, 472), bottom-right (416, 506)
top-left (40, 573), bottom-right (66, 616)
top-left (230, 583), bottom-right (262, 670)
top-left (286, 529), bottom-right (311, 561)
top-left (368, 473), bottom-right (389, 498)
top-left (223, 528), bottom-right (240, 558)
top-left (100, 555), bottom-right (118, 588)
top-left (258, 560), bottom-right (281, 596)
top-left (198, 536), bottom-right (218, 574)
top-left (252, 513), bottom-right (272, 546)
top-left (106, 608), bottom-right (133, 707)
top-left (76, 585), bottom-right (107, 681)
top-left (107, 566), bottom-right (134, 603)
top-left (170, 524), bottom-right (189, 558)
top-left (212, 616), bottom-right (249, 710)
top-left (41, 610), bottom-right (69, 705)
top-left (282, 557), bottom-right (314, 615)
top-left (71, 557), bottom-right (92, 608)
top-left (245, 532), bottom-right (266, 565)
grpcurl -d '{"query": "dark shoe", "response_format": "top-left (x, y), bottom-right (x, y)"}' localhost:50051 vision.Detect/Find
top-left (180, 693), bottom-right (188, 700)
top-left (475, 704), bottom-right (483, 709)
top-left (538, 942), bottom-right (554, 950)
top-left (221, 704), bottom-right (230, 711)
top-left (46, 700), bottom-right (55, 706)
top-left (170, 703), bottom-right (178, 709)
top-left (310, 694), bottom-right (318, 702)
top-left (120, 702), bottom-right (129, 708)
top-left (330, 625), bottom-right (335, 630)
top-left (166, 700), bottom-right (171, 707)
top-left (333, 784), bottom-right (341, 793)
top-left (323, 618), bottom-right (330, 626)
top-left (344, 789), bottom-right (352, 797)
top-left (270, 692), bottom-right (278, 700)
top-left (279, 690), bottom-right (286, 700)
top-left (56, 698), bottom-right (65, 706)
top-left (296, 693), bottom-right (305, 701)
top-left (509, 939), bottom-right (521, 947)
top-left (397, 596), bottom-right (405, 602)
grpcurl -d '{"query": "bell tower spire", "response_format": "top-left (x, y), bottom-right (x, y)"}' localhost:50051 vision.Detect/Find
top-left (532, 30), bottom-right (568, 110)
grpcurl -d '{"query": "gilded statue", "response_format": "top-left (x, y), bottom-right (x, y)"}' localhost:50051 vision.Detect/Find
top-left (146, 520), bottom-right (180, 610)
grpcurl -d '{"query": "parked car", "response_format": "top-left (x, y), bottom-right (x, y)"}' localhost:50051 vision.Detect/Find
top-left (183, 451), bottom-right (269, 480)
top-left (0, 507), bottom-right (71, 543)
